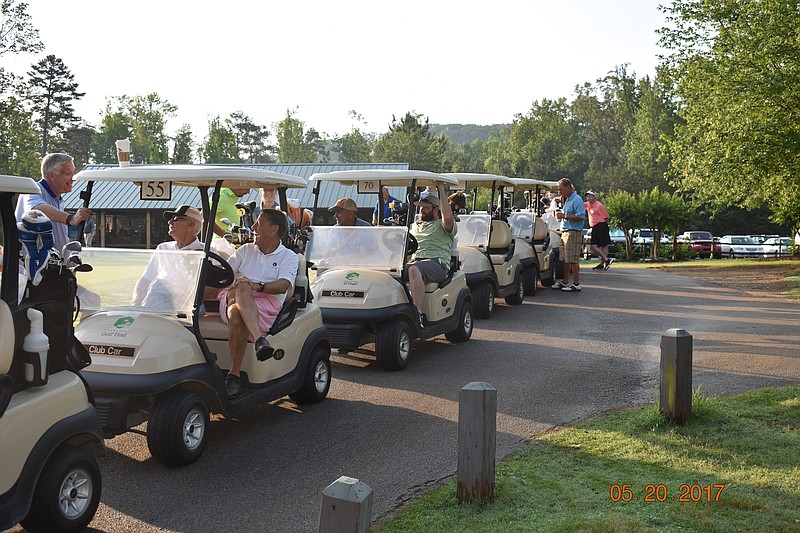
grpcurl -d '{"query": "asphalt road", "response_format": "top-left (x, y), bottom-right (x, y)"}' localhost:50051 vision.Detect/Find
top-left (6, 266), bottom-right (799, 533)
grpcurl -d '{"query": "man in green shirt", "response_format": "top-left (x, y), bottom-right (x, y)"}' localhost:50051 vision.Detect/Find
top-left (408, 181), bottom-right (456, 327)
top-left (212, 187), bottom-right (252, 238)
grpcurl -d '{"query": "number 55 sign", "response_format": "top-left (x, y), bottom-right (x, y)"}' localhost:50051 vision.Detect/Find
top-left (140, 181), bottom-right (172, 200)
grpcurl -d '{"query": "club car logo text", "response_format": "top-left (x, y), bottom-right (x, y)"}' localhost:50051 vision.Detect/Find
top-left (321, 290), bottom-right (365, 298)
top-left (86, 344), bottom-right (135, 357)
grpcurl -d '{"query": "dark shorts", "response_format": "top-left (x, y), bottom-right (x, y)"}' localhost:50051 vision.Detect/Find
top-left (408, 258), bottom-right (449, 284)
top-left (590, 222), bottom-right (611, 247)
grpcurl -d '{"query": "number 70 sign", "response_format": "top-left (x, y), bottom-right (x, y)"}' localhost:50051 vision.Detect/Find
top-left (140, 181), bottom-right (172, 200)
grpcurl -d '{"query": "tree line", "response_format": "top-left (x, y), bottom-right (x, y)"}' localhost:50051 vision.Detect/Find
top-left (1, 0), bottom-right (797, 238)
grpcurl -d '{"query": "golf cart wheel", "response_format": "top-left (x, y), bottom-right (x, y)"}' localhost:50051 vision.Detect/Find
top-left (445, 301), bottom-right (473, 343)
top-left (522, 266), bottom-right (538, 296)
top-left (505, 274), bottom-right (525, 305)
top-left (472, 282), bottom-right (494, 319)
top-left (21, 445), bottom-right (101, 533)
top-left (147, 391), bottom-right (209, 467)
top-left (376, 320), bottom-right (412, 370)
top-left (289, 346), bottom-right (331, 404)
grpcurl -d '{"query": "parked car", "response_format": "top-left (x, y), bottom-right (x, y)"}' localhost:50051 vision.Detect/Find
top-left (677, 230), bottom-right (721, 258)
top-left (749, 234), bottom-right (779, 244)
top-left (631, 228), bottom-right (671, 245)
top-left (582, 227), bottom-right (626, 259)
top-left (761, 237), bottom-right (794, 257)
top-left (717, 235), bottom-right (764, 258)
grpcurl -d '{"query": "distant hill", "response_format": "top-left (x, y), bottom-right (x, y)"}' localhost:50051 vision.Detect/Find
top-left (431, 124), bottom-right (509, 145)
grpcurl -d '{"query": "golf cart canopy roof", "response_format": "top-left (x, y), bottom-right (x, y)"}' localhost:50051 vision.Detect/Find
top-left (508, 177), bottom-right (559, 190)
top-left (74, 165), bottom-right (307, 189)
top-left (0, 174), bottom-right (40, 194)
top-left (442, 173), bottom-right (516, 188)
top-left (308, 169), bottom-right (459, 187)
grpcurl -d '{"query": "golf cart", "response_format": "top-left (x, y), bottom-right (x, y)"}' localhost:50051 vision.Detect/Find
top-left (1, 175), bottom-right (103, 532)
top-left (72, 165), bottom-right (331, 467)
top-left (306, 169), bottom-right (473, 370)
top-left (507, 177), bottom-right (560, 288)
top-left (442, 173), bottom-right (527, 319)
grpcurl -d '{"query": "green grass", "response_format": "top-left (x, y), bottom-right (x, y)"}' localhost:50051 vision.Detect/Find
top-left (376, 386), bottom-right (800, 533)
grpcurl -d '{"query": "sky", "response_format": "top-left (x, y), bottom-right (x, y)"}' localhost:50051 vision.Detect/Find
top-left (5, 0), bottom-right (670, 139)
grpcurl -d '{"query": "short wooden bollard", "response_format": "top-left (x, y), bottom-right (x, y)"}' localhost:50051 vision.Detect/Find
top-left (659, 328), bottom-right (693, 424)
top-left (319, 476), bottom-right (373, 533)
top-left (457, 382), bottom-right (496, 503)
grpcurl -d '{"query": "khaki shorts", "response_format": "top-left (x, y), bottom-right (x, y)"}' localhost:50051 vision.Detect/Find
top-left (560, 230), bottom-right (583, 263)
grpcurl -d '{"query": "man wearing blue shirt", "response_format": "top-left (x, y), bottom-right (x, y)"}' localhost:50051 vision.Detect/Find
top-left (373, 186), bottom-right (400, 225)
top-left (552, 178), bottom-right (586, 292)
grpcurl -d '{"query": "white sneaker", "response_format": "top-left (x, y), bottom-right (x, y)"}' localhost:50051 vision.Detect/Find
top-left (551, 281), bottom-right (566, 289)
top-left (562, 283), bottom-right (582, 292)
top-left (604, 258), bottom-right (615, 271)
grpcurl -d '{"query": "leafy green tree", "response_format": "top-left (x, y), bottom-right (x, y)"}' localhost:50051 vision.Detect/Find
top-left (274, 108), bottom-right (328, 163)
top-left (171, 124), bottom-right (195, 164)
top-left (91, 103), bottom-right (130, 163)
top-left (120, 93), bottom-right (176, 163)
top-left (482, 129), bottom-right (513, 176)
top-left (638, 187), bottom-right (674, 258)
top-left (334, 112), bottom-right (373, 163)
top-left (0, 0), bottom-right (42, 57)
top-left (230, 111), bottom-right (274, 163)
top-left (444, 138), bottom-right (486, 173)
top-left (603, 189), bottom-right (642, 260)
top-left (659, 0), bottom-right (800, 231)
top-left (52, 123), bottom-right (94, 170)
top-left (662, 192), bottom-right (694, 260)
top-left (199, 115), bottom-right (238, 163)
top-left (0, 93), bottom-right (39, 177)
top-left (26, 54), bottom-right (85, 155)
top-left (372, 112), bottom-right (448, 172)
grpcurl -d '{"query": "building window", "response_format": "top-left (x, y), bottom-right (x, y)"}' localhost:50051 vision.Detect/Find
top-left (104, 212), bottom-right (147, 248)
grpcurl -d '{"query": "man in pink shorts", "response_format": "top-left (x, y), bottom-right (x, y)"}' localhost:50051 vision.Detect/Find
top-left (218, 209), bottom-right (298, 398)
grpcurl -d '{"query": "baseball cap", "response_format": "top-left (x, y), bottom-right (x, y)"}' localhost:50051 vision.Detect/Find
top-left (328, 198), bottom-right (358, 212)
top-left (163, 204), bottom-right (203, 224)
top-left (585, 190), bottom-right (596, 197)
top-left (414, 196), bottom-right (440, 208)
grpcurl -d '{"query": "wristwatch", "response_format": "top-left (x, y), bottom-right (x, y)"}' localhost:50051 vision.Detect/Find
top-left (258, 281), bottom-right (266, 292)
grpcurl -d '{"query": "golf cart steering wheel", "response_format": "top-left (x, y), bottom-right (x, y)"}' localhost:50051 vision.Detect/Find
top-left (406, 233), bottom-right (418, 256)
top-left (204, 251), bottom-right (235, 288)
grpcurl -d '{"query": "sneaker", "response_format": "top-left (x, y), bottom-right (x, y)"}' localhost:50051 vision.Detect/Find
top-left (561, 283), bottom-right (582, 292)
top-left (551, 281), bottom-right (567, 289)
top-left (418, 312), bottom-right (426, 329)
top-left (592, 263), bottom-right (605, 270)
top-left (604, 258), bottom-right (615, 271)
top-left (225, 374), bottom-right (240, 399)
top-left (255, 336), bottom-right (275, 361)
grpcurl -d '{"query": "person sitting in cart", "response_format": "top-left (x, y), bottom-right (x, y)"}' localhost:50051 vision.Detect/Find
top-left (217, 209), bottom-right (298, 399)
top-left (408, 182), bottom-right (456, 328)
top-left (132, 205), bottom-right (205, 308)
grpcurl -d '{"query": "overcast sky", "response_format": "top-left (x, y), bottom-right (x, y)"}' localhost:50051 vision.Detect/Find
top-left (6, 0), bottom-right (669, 138)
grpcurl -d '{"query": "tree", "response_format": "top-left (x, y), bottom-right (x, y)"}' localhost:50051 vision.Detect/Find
top-left (0, 0), bottom-right (42, 57)
top-left (230, 111), bottom-right (274, 163)
top-left (0, 93), bottom-right (39, 177)
top-left (52, 123), bottom-right (95, 170)
top-left (659, 0), bottom-right (800, 231)
top-left (372, 112), bottom-right (448, 171)
top-left (91, 103), bottom-right (131, 164)
top-left (120, 93), bottom-right (176, 163)
top-left (274, 108), bottom-right (328, 163)
top-left (603, 190), bottom-right (642, 260)
top-left (26, 54), bottom-right (85, 155)
top-left (333, 111), bottom-right (373, 163)
top-left (199, 115), bottom-right (238, 163)
top-left (171, 124), bottom-right (195, 164)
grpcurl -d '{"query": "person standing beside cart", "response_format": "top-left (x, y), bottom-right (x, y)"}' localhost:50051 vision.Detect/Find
top-left (584, 190), bottom-right (614, 270)
top-left (552, 178), bottom-right (585, 292)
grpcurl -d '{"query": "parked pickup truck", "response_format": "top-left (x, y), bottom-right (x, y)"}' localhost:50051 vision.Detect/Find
top-left (677, 231), bottom-right (721, 259)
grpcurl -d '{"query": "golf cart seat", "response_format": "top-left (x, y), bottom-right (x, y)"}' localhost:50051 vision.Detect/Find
top-left (488, 220), bottom-right (514, 265)
top-left (0, 300), bottom-right (13, 375)
top-left (199, 253), bottom-right (309, 341)
top-left (532, 217), bottom-right (550, 251)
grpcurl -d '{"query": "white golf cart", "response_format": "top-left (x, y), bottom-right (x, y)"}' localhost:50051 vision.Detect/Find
top-left (1, 175), bottom-right (103, 532)
top-left (443, 173), bottom-right (526, 319)
top-left (306, 170), bottom-right (473, 370)
top-left (507, 177), bottom-right (561, 288)
top-left (72, 165), bottom-right (331, 467)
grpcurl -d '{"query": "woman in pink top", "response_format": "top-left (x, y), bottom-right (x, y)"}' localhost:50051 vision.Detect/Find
top-left (584, 191), bottom-right (614, 270)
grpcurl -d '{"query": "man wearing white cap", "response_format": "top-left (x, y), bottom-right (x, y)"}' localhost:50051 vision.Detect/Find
top-left (132, 205), bottom-right (204, 306)
top-left (408, 182), bottom-right (456, 327)
top-left (584, 190), bottom-right (614, 270)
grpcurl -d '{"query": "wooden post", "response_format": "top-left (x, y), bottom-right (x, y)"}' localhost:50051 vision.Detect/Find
top-left (660, 329), bottom-right (693, 424)
top-left (319, 476), bottom-right (373, 533)
top-left (457, 382), bottom-right (496, 503)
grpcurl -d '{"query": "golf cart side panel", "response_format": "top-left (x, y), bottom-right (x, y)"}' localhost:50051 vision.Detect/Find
top-left (0, 372), bottom-right (101, 495)
top-left (514, 238), bottom-right (536, 265)
top-left (424, 271), bottom-right (469, 323)
top-left (203, 304), bottom-right (325, 385)
top-left (77, 312), bottom-right (206, 375)
top-left (0, 406), bottom-right (102, 530)
top-left (457, 246), bottom-right (492, 276)
top-left (311, 269), bottom-right (408, 310)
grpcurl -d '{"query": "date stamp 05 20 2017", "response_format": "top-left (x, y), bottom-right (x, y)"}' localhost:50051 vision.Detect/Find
top-left (609, 484), bottom-right (725, 503)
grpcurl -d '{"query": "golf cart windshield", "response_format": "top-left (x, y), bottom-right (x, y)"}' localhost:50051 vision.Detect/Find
top-left (306, 226), bottom-right (408, 271)
top-left (75, 248), bottom-right (205, 318)
top-left (507, 212), bottom-right (536, 240)
top-left (456, 214), bottom-right (491, 247)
